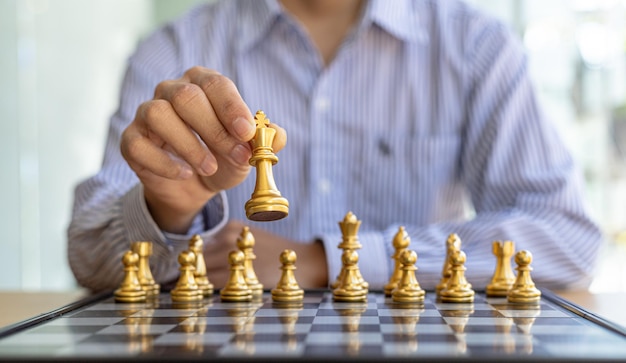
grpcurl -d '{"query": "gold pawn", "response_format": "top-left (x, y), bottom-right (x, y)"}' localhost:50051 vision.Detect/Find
top-left (244, 110), bottom-right (289, 221)
top-left (188, 235), bottom-right (214, 297)
top-left (131, 241), bottom-right (160, 297)
top-left (271, 249), bottom-right (304, 303)
top-left (236, 226), bottom-right (264, 296)
top-left (171, 250), bottom-right (203, 302)
top-left (114, 250), bottom-right (147, 303)
top-left (436, 233), bottom-right (462, 295)
top-left (508, 250), bottom-right (541, 304)
top-left (384, 226), bottom-right (411, 296)
top-left (439, 249), bottom-right (475, 303)
top-left (486, 241), bottom-right (516, 297)
top-left (220, 250), bottom-right (253, 302)
top-left (332, 249), bottom-right (368, 302)
top-left (391, 249), bottom-right (426, 303)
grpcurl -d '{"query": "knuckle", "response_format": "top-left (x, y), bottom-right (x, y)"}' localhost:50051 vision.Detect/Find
top-left (142, 99), bottom-right (170, 123)
top-left (169, 83), bottom-right (203, 108)
top-left (154, 79), bottom-right (173, 98)
top-left (156, 80), bottom-right (203, 109)
top-left (211, 125), bottom-right (232, 145)
top-left (199, 72), bottom-right (231, 95)
top-left (120, 132), bottom-right (143, 160)
top-left (186, 66), bottom-right (221, 78)
top-left (216, 97), bottom-right (240, 119)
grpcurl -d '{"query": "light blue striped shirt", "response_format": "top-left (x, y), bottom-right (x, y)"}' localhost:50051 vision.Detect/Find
top-left (68, 0), bottom-right (602, 292)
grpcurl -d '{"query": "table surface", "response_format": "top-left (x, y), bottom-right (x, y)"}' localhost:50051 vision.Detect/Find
top-left (0, 289), bottom-right (624, 330)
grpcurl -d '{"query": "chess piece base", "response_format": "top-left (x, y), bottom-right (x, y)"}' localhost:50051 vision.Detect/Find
top-left (383, 284), bottom-right (396, 297)
top-left (114, 289), bottom-right (146, 303)
top-left (332, 289), bottom-right (368, 302)
top-left (247, 283), bottom-right (264, 296)
top-left (439, 290), bottom-right (475, 303)
top-left (392, 289), bottom-right (426, 304)
top-left (145, 284), bottom-right (160, 298)
top-left (486, 283), bottom-right (512, 297)
top-left (271, 289), bottom-right (304, 302)
top-left (220, 290), bottom-right (253, 302)
top-left (508, 289), bottom-right (541, 304)
top-left (171, 289), bottom-right (203, 302)
top-left (245, 197), bottom-right (289, 221)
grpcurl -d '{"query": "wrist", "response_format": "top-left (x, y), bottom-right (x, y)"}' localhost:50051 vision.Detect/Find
top-left (144, 189), bottom-right (212, 234)
top-left (299, 239), bottom-right (328, 288)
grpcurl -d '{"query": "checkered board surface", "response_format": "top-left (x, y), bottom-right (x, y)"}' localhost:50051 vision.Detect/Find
top-left (1, 290), bottom-right (625, 362)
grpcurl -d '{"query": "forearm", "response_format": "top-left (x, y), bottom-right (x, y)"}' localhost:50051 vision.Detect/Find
top-left (318, 203), bottom-right (601, 292)
top-left (68, 181), bottom-right (175, 291)
top-left (405, 208), bottom-right (601, 290)
top-left (68, 177), bottom-right (228, 292)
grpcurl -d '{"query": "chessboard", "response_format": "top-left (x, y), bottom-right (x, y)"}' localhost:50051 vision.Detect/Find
top-left (0, 289), bottom-right (625, 362)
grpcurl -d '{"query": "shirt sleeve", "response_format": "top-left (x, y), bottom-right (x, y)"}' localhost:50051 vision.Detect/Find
top-left (321, 18), bottom-right (602, 292)
top-left (67, 22), bottom-right (229, 292)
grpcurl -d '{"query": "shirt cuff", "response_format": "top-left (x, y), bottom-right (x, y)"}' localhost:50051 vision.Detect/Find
top-left (162, 190), bottom-right (229, 247)
top-left (121, 183), bottom-right (228, 254)
top-left (319, 230), bottom-right (391, 290)
top-left (121, 183), bottom-right (168, 251)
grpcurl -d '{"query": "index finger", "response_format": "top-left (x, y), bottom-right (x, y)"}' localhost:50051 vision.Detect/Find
top-left (183, 67), bottom-right (256, 142)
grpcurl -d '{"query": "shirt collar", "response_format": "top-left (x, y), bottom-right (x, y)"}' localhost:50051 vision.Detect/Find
top-left (236, 0), bottom-right (427, 53)
top-left (236, 0), bottom-right (283, 53)
top-left (365, 0), bottom-right (428, 44)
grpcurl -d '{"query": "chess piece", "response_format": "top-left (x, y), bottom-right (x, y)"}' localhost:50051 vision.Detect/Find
top-left (384, 226), bottom-right (410, 296)
top-left (508, 250), bottom-right (542, 304)
top-left (114, 250), bottom-right (147, 303)
top-left (244, 110), bottom-right (289, 221)
top-left (391, 249), bottom-right (426, 303)
top-left (171, 250), bottom-right (203, 302)
top-left (486, 240), bottom-right (516, 297)
top-left (188, 235), bottom-right (214, 297)
top-left (436, 233), bottom-right (462, 295)
top-left (131, 241), bottom-right (160, 297)
top-left (332, 249), bottom-right (368, 302)
top-left (220, 250), bottom-right (253, 302)
top-left (236, 226), bottom-right (263, 296)
top-left (331, 212), bottom-right (369, 291)
top-left (439, 249), bottom-right (475, 303)
top-left (271, 249), bottom-right (304, 303)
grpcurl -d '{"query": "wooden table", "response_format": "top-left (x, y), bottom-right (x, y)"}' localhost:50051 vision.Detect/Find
top-left (0, 290), bottom-right (88, 328)
top-left (555, 290), bottom-right (626, 329)
top-left (0, 289), bottom-right (624, 330)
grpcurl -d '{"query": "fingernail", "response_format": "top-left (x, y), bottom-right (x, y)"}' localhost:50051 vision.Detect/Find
top-left (231, 144), bottom-right (251, 165)
top-left (200, 156), bottom-right (217, 175)
top-left (233, 117), bottom-right (255, 140)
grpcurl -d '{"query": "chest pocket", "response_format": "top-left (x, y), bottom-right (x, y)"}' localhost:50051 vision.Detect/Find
top-left (349, 132), bottom-right (463, 228)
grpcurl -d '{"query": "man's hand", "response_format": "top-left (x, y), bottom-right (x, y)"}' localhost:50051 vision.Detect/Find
top-left (204, 220), bottom-right (328, 289)
top-left (119, 67), bottom-right (286, 233)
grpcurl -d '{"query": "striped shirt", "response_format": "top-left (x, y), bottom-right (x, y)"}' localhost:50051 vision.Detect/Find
top-left (68, 0), bottom-right (602, 292)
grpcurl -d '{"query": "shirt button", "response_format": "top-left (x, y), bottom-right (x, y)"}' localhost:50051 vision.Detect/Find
top-left (315, 97), bottom-right (330, 112)
top-left (318, 178), bottom-right (332, 194)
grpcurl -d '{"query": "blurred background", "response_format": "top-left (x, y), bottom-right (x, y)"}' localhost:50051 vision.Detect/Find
top-left (1, 0), bottom-right (625, 292)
